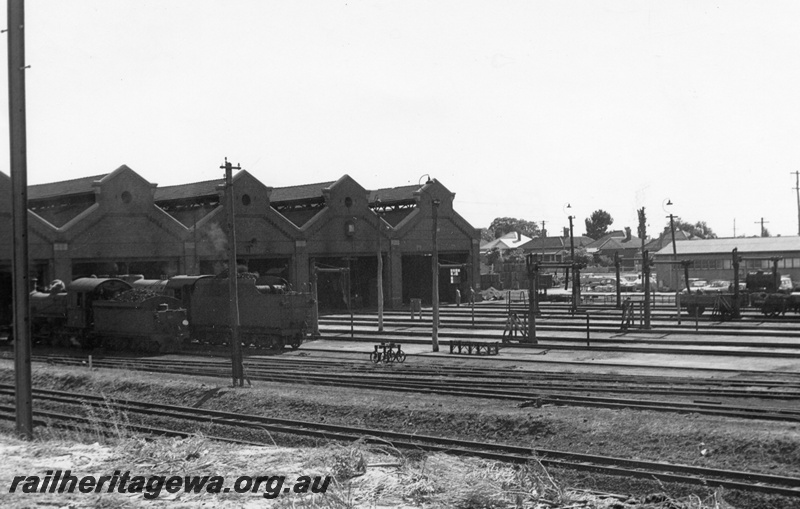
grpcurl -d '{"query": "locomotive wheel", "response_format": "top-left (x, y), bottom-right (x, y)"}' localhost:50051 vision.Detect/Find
top-left (289, 335), bottom-right (302, 350)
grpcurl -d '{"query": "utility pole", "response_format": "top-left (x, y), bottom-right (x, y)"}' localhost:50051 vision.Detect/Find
top-left (792, 171), bottom-right (800, 236)
top-left (567, 213), bottom-right (578, 314)
top-left (431, 198), bottom-right (441, 352)
top-left (8, 0), bottom-right (33, 439)
top-left (222, 158), bottom-right (244, 387)
top-left (375, 199), bottom-right (384, 333)
top-left (754, 217), bottom-right (770, 237)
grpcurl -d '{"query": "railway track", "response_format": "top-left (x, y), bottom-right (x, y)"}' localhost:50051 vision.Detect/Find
top-left (321, 310), bottom-right (800, 339)
top-left (315, 330), bottom-right (800, 358)
top-left (0, 384), bottom-right (797, 498)
top-left (27, 354), bottom-right (800, 422)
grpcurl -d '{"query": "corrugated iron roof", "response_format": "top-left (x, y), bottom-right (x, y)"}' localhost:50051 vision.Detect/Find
top-left (368, 185), bottom-right (420, 205)
top-left (655, 236), bottom-right (800, 256)
top-left (28, 174), bottom-right (107, 200)
top-left (269, 181), bottom-right (336, 203)
top-left (154, 179), bottom-right (221, 202)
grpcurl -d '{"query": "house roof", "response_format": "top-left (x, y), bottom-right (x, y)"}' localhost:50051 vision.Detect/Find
top-left (520, 235), bottom-right (594, 251)
top-left (586, 230), bottom-right (646, 250)
top-left (28, 174), bottom-right (107, 200)
top-left (481, 232), bottom-right (533, 251)
top-left (655, 236), bottom-right (800, 256)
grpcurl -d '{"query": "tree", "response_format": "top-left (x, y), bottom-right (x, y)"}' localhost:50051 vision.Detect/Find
top-left (584, 209), bottom-right (614, 239)
top-left (573, 247), bottom-right (593, 266)
top-left (486, 217), bottom-right (540, 239)
top-left (637, 207), bottom-right (647, 249)
top-left (670, 218), bottom-right (718, 239)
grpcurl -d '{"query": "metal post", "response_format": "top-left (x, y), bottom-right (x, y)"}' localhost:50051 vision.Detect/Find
top-left (568, 215), bottom-right (577, 314)
top-left (643, 250), bottom-right (651, 329)
top-left (222, 158), bottom-right (244, 387)
top-left (431, 198), bottom-right (440, 352)
top-left (614, 252), bottom-right (621, 309)
top-left (377, 220), bottom-right (384, 333)
top-left (8, 0), bottom-right (32, 439)
top-left (683, 261), bottom-right (692, 294)
top-left (311, 262), bottom-right (320, 336)
top-left (530, 272), bottom-right (537, 343)
top-left (732, 249), bottom-right (740, 318)
top-left (669, 212), bottom-right (678, 292)
top-left (586, 314), bottom-right (590, 346)
top-left (793, 171), bottom-right (800, 236)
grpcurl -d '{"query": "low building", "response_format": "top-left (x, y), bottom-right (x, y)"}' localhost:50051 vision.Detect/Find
top-left (1, 166), bottom-right (480, 311)
top-left (653, 236), bottom-right (800, 290)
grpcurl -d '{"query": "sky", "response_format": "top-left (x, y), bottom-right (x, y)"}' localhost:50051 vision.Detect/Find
top-left (2, 1), bottom-right (800, 238)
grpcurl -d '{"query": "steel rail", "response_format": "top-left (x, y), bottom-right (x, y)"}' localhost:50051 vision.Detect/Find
top-left (16, 360), bottom-right (800, 422)
top-left (0, 387), bottom-right (798, 497)
top-left (39, 356), bottom-right (800, 401)
top-left (25, 353), bottom-right (800, 388)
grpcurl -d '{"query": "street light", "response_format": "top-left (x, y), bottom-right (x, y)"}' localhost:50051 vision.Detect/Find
top-left (375, 198), bottom-right (384, 333)
top-left (563, 203), bottom-right (579, 313)
top-left (431, 197), bottom-right (441, 352)
top-left (663, 199), bottom-right (678, 292)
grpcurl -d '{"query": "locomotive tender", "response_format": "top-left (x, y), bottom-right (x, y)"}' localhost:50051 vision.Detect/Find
top-left (132, 274), bottom-right (312, 350)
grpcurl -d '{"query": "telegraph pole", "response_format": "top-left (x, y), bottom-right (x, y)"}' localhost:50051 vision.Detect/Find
top-left (431, 198), bottom-right (441, 352)
top-left (375, 199), bottom-right (384, 333)
top-left (792, 171), bottom-right (800, 236)
top-left (8, 0), bottom-right (33, 439)
top-left (755, 217), bottom-right (770, 237)
top-left (222, 158), bottom-right (244, 387)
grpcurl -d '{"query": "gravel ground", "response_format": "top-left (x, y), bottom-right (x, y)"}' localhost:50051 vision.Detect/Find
top-left (0, 360), bottom-right (798, 508)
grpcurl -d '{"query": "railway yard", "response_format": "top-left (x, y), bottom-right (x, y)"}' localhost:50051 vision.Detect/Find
top-left (2, 298), bottom-right (800, 508)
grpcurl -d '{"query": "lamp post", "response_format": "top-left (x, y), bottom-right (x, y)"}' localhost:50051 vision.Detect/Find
top-left (565, 204), bottom-right (579, 314)
top-left (663, 199), bottom-right (677, 291)
top-left (221, 157), bottom-right (244, 387)
top-left (375, 199), bottom-right (384, 333)
top-left (431, 198), bottom-right (441, 352)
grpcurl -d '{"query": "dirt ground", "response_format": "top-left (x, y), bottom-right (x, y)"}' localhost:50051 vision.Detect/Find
top-left (0, 360), bottom-right (798, 508)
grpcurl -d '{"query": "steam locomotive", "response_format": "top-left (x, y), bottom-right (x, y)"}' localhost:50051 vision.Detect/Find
top-left (29, 277), bottom-right (189, 352)
top-left (8, 273), bottom-right (312, 353)
top-left (130, 274), bottom-right (312, 350)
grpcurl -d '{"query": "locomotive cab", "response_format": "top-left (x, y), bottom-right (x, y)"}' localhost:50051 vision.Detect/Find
top-left (66, 278), bottom-right (132, 330)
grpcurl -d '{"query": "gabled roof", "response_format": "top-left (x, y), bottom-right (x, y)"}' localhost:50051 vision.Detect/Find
top-left (368, 185), bottom-right (420, 205)
top-left (28, 174), bottom-right (107, 200)
top-left (270, 181), bottom-right (336, 203)
top-left (587, 230), bottom-right (645, 250)
top-left (655, 236), bottom-right (800, 256)
top-left (520, 235), bottom-right (593, 250)
top-left (481, 232), bottom-right (532, 251)
top-left (155, 179), bottom-right (221, 202)
top-left (520, 236), bottom-right (566, 251)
